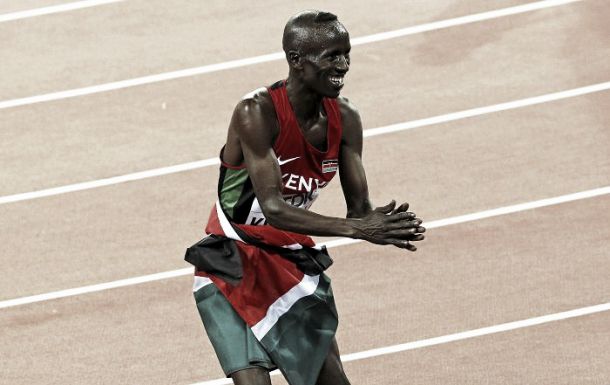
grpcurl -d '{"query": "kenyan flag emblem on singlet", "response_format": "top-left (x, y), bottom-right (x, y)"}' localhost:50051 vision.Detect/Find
top-left (321, 159), bottom-right (338, 173)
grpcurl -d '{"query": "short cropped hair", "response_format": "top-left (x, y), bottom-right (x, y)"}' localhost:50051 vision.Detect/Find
top-left (282, 10), bottom-right (346, 55)
top-left (313, 11), bottom-right (338, 23)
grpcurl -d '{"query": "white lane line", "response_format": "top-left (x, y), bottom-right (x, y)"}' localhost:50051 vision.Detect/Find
top-left (1, 185), bottom-right (608, 310)
top-left (0, 0), bottom-right (580, 109)
top-left (0, 268), bottom-right (193, 310)
top-left (0, 0), bottom-right (124, 22)
top-left (0, 157), bottom-right (220, 204)
top-left (350, 0), bottom-right (580, 45)
top-left (321, 186), bottom-right (610, 249)
top-left (341, 303), bottom-right (610, 362)
top-left (190, 302), bottom-right (610, 385)
top-left (1, 80), bottom-right (608, 206)
top-left (363, 81), bottom-right (610, 138)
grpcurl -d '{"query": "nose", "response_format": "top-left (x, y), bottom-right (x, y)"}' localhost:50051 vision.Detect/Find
top-left (335, 55), bottom-right (349, 73)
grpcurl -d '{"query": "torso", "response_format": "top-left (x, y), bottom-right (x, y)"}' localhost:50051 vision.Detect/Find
top-left (217, 80), bottom-right (343, 226)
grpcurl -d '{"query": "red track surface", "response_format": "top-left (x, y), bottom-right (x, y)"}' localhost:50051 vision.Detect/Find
top-left (1, 1), bottom-right (608, 384)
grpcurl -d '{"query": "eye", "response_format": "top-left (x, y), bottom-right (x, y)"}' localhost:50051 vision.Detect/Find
top-left (328, 51), bottom-right (349, 61)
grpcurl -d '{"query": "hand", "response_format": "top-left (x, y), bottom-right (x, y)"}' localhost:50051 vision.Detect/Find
top-left (350, 200), bottom-right (426, 251)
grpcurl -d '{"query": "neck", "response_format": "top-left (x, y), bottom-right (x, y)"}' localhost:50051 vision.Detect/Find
top-left (285, 76), bottom-right (324, 121)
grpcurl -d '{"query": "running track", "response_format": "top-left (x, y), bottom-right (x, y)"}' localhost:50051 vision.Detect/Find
top-left (1, 1), bottom-right (609, 384)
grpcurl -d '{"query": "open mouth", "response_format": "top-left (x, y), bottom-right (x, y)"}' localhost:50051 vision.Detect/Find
top-left (329, 75), bottom-right (344, 87)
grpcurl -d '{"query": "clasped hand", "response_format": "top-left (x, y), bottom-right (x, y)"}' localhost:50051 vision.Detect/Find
top-left (353, 201), bottom-right (425, 251)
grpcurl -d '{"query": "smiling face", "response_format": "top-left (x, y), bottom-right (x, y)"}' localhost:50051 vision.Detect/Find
top-left (300, 29), bottom-right (351, 98)
top-left (283, 11), bottom-right (351, 98)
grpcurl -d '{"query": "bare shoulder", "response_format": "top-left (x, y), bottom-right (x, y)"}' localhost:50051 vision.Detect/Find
top-left (233, 88), bottom-right (276, 129)
top-left (240, 86), bottom-right (273, 107)
top-left (336, 95), bottom-right (360, 118)
top-left (223, 87), bottom-right (279, 165)
top-left (336, 95), bottom-right (363, 137)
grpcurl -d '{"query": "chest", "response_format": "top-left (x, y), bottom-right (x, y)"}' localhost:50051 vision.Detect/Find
top-left (297, 116), bottom-right (328, 152)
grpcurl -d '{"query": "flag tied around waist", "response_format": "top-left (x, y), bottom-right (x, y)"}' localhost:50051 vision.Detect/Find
top-left (187, 203), bottom-right (338, 385)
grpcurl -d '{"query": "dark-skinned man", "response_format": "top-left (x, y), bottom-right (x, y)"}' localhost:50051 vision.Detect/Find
top-left (188, 10), bottom-right (425, 385)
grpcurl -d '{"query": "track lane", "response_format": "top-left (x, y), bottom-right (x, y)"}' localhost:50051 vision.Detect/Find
top-left (0, 0), bottom-right (123, 22)
top-left (1, 196), bottom-right (608, 384)
top-left (2, 186), bottom-right (609, 310)
top-left (2, 81), bottom-right (608, 205)
top-left (1, 92), bottom-right (608, 300)
top-left (318, 313), bottom-right (610, 385)
top-left (2, 1), bottom-right (609, 383)
top-left (0, 0), bottom-right (534, 99)
top-left (0, 0), bottom-right (69, 14)
top-left (1, 0), bottom-right (607, 196)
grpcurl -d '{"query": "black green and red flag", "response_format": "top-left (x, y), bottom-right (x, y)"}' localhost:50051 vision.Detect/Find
top-left (194, 203), bottom-right (338, 385)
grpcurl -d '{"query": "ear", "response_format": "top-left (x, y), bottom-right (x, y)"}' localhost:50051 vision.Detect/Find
top-left (287, 50), bottom-right (302, 69)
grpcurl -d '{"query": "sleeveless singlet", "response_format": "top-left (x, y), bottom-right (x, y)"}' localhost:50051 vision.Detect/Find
top-left (217, 80), bottom-right (343, 226)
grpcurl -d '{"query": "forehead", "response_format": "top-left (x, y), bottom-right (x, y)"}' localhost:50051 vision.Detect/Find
top-left (301, 25), bottom-right (350, 54)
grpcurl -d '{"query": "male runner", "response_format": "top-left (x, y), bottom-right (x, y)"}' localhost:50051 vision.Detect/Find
top-left (190, 10), bottom-right (425, 385)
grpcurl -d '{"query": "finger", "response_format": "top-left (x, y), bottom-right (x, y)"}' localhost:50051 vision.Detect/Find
top-left (387, 239), bottom-right (417, 251)
top-left (407, 234), bottom-right (425, 242)
top-left (385, 218), bottom-right (422, 229)
top-left (383, 228), bottom-right (419, 237)
top-left (391, 202), bottom-right (409, 215)
top-left (387, 211), bottom-right (416, 222)
top-left (383, 229), bottom-right (426, 241)
top-left (374, 200), bottom-right (396, 214)
top-left (384, 239), bottom-right (412, 249)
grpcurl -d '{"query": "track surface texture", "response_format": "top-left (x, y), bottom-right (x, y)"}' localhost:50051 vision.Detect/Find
top-left (1, 1), bottom-right (609, 384)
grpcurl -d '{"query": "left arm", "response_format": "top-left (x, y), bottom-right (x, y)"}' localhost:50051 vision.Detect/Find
top-left (337, 98), bottom-right (425, 251)
top-left (337, 98), bottom-right (373, 218)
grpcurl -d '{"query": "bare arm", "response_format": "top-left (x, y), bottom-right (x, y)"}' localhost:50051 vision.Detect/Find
top-left (337, 98), bottom-right (425, 250)
top-left (337, 99), bottom-right (372, 218)
top-left (231, 94), bottom-right (423, 248)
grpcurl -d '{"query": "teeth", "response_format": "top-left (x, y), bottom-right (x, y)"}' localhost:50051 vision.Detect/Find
top-left (329, 76), bottom-right (344, 85)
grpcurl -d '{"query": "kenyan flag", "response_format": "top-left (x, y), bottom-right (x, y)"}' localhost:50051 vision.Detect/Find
top-left (198, 203), bottom-right (339, 385)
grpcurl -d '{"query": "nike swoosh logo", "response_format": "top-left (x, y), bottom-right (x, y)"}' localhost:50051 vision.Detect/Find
top-left (277, 156), bottom-right (300, 166)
